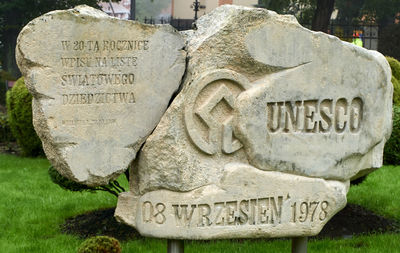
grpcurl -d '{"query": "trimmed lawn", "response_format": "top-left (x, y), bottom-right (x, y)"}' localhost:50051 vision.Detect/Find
top-left (0, 153), bottom-right (399, 252)
top-left (347, 165), bottom-right (400, 220)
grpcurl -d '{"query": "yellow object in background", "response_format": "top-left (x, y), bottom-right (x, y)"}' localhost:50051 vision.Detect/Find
top-left (352, 30), bottom-right (364, 47)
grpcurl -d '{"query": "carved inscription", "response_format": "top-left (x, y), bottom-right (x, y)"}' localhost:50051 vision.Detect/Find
top-left (140, 196), bottom-right (330, 227)
top-left (184, 70), bottom-right (251, 155)
top-left (142, 201), bottom-right (166, 224)
top-left (56, 38), bottom-right (147, 131)
top-left (62, 92), bottom-right (135, 105)
top-left (61, 40), bottom-right (149, 52)
top-left (290, 201), bottom-right (329, 222)
top-left (59, 40), bottom-right (145, 110)
top-left (266, 97), bottom-right (363, 133)
top-left (61, 73), bottom-right (135, 86)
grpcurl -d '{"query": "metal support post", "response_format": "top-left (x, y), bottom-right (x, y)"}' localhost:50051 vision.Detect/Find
top-left (292, 237), bottom-right (308, 253)
top-left (192, 0), bottom-right (200, 20)
top-left (167, 239), bottom-right (184, 253)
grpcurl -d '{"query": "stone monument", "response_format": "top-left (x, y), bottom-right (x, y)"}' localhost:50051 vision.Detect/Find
top-left (17, 4), bottom-right (392, 247)
top-left (115, 5), bottom-right (392, 239)
top-left (16, 5), bottom-right (186, 186)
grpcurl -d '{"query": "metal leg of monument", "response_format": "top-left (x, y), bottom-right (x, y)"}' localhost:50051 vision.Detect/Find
top-left (167, 239), bottom-right (184, 253)
top-left (292, 237), bottom-right (308, 253)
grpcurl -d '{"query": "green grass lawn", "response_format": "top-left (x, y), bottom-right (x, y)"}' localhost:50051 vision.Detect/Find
top-left (0, 153), bottom-right (399, 253)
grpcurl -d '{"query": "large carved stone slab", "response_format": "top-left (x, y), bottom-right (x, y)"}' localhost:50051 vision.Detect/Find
top-left (116, 5), bottom-right (392, 239)
top-left (234, 26), bottom-right (392, 181)
top-left (16, 5), bottom-right (186, 185)
top-left (116, 163), bottom-right (347, 239)
top-left (134, 5), bottom-right (392, 195)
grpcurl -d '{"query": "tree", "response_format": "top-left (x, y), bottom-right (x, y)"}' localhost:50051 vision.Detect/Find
top-left (335, 0), bottom-right (400, 26)
top-left (335, 0), bottom-right (365, 24)
top-left (258, 0), bottom-right (315, 24)
top-left (0, 0), bottom-right (100, 79)
top-left (361, 0), bottom-right (400, 26)
top-left (311, 0), bottom-right (335, 32)
top-left (258, 0), bottom-right (336, 32)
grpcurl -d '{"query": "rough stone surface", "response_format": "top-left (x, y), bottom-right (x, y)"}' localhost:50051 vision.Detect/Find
top-left (16, 5), bottom-right (186, 186)
top-left (235, 28), bottom-right (392, 181)
top-left (115, 5), bottom-right (392, 239)
top-left (119, 163), bottom-right (348, 239)
top-left (134, 5), bottom-right (392, 196)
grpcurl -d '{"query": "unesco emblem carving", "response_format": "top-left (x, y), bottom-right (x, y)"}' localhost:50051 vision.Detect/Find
top-left (184, 70), bottom-right (251, 155)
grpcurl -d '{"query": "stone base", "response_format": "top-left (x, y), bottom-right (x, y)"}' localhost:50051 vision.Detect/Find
top-left (116, 163), bottom-right (348, 239)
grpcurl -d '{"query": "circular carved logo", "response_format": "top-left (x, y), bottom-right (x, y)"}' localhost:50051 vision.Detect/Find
top-left (184, 70), bottom-right (251, 155)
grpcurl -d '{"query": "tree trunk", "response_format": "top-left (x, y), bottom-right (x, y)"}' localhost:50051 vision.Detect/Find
top-left (311, 0), bottom-right (335, 32)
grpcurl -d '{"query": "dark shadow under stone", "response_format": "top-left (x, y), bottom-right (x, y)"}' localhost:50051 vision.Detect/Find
top-left (314, 204), bottom-right (399, 239)
top-left (61, 208), bottom-right (140, 241)
top-left (60, 204), bottom-right (399, 241)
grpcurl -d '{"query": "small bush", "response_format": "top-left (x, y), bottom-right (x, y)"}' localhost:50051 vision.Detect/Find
top-left (384, 105), bottom-right (400, 165)
top-left (393, 77), bottom-right (400, 106)
top-left (77, 236), bottom-right (121, 253)
top-left (379, 24), bottom-right (400, 62)
top-left (6, 77), bottom-right (43, 156)
top-left (386, 56), bottom-right (400, 106)
top-left (386, 56), bottom-right (400, 80)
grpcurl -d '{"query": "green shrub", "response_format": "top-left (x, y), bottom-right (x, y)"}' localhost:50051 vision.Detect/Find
top-left (6, 77), bottom-right (43, 156)
top-left (386, 56), bottom-right (400, 106)
top-left (48, 166), bottom-right (125, 197)
top-left (379, 24), bottom-right (400, 62)
top-left (393, 77), bottom-right (400, 106)
top-left (384, 105), bottom-right (400, 165)
top-left (77, 236), bottom-right (121, 253)
top-left (386, 56), bottom-right (400, 81)
top-left (0, 111), bottom-right (15, 142)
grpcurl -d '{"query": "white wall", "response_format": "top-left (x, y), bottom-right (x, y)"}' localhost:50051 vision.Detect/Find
top-left (232, 0), bottom-right (258, 7)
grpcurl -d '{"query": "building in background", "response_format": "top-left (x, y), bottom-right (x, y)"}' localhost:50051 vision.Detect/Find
top-left (99, 0), bottom-right (130, 20)
top-left (172, 0), bottom-right (257, 19)
top-left (98, 0), bottom-right (258, 21)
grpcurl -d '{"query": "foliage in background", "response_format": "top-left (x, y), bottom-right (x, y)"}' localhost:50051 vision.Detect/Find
top-left (0, 70), bottom-right (15, 106)
top-left (48, 166), bottom-right (126, 197)
top-left (0, 111), bottom-right (14, 143)
top-left (335, 0), bottom-right (400, 25)
top-left (386, 56), bottom-right (400, 106)
top-left (388, 57), bottom-right (400, 81)
top-left (6, 77), bottom-right (43, 156)
top-left (258, 0), bottom-right (399, 31)
top-left (259, 0), bottom-right (336, 32)
top-left (334, 0), bottom-right (365, 24)
top-left (77, 236), bottom-right (121, 253)
top-left (258, 0), bottom-right (316, 24)
top-left (0, 0), bottom-right (101, 78)
top-left (380, 25), bottom-right (400, 62)
top-left (361, 0), bottom-right (400, 26)
top-left (384, 105), bottom-right (400, 165)
top-left (393, 78), bottom-right (400, 107)
top-left (380, 57), bottom-right (400, 165)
